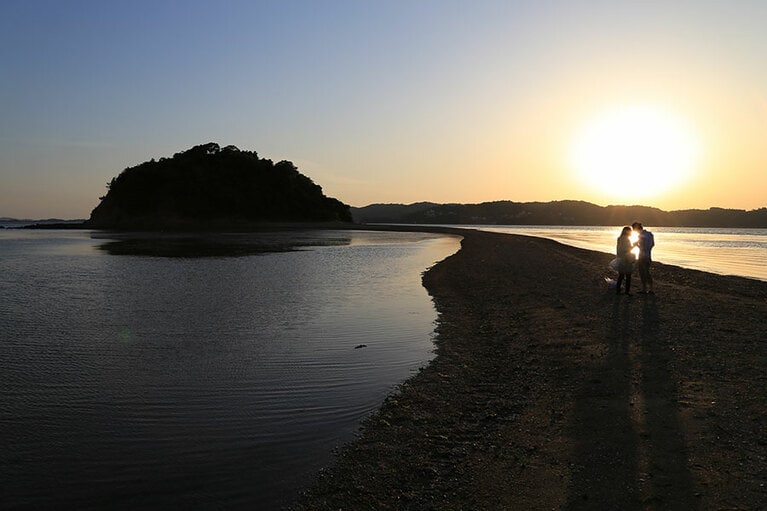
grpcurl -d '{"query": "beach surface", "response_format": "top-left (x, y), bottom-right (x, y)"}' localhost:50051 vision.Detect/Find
top-left (291, 228), bottom-right (766, 510)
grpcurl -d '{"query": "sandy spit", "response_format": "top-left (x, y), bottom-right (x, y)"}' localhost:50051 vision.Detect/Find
top-left (291, 227), bottom-right (767, 510)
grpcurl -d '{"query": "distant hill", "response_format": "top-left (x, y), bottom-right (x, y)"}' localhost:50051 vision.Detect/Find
top-left (351, 200), bottom-right (767, 228)
top-left (1, 218), bottom-right (86, 229)
top-left (87, 143), bottom-right (352, 229)
top-left (350, 202), bottom-right (441, 223)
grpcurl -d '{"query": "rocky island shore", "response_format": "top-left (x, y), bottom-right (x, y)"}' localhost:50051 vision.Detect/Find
top-left (292, 228), bottom-right (766, 510)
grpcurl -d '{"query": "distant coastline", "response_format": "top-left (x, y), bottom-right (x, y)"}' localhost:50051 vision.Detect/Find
top-left (6, 196), bottom-right (767, 231)
top-left (5, 143), bottom-right (764, 230)
top-left (0, 218), bottom-right (86, 229)
top-left (351, 200), bottom-right (767, 228)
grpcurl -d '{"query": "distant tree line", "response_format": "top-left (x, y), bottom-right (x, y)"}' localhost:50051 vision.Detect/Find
top-left (87, 143), bottom-right (351, 229)
top-left (351, 200), bottom-right (767, 228)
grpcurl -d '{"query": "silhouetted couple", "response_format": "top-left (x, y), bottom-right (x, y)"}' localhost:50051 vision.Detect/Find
top-left (615, 222), bottom-right (655, 296)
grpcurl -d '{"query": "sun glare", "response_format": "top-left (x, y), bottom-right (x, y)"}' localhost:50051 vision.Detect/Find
top-left (630, 229), bottom-right (639, 258)
top-left (570, 105), bottom-right (701, 200)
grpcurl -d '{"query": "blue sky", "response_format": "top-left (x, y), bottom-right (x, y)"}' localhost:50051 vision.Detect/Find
top-left (2, 1), bottom-right (766, 218)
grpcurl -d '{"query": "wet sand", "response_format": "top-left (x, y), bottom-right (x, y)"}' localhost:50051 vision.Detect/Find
top-left (291, 228), bottom-right (767, 510)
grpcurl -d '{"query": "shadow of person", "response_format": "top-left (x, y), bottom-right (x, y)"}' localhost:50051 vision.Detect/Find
top-left (565, 297), bottom-right (642, 509)
top-left (636, 296), bottom-right (698, 508)
top-left (566, 293), bottom-right (699, 509)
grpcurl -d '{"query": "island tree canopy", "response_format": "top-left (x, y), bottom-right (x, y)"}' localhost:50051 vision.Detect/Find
top-left (87, 143), bottom-right (351, 229)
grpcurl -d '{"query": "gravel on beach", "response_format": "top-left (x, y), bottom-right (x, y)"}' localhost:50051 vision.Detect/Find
top-left (291, 228), bottom-right (767, 510)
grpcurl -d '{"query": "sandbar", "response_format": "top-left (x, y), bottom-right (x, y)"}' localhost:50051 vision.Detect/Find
top-left (292, 228), bottom-right (766, 509)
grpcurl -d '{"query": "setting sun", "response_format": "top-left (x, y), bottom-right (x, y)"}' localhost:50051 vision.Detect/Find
top-left (570, 105), bottom-right (702, 200)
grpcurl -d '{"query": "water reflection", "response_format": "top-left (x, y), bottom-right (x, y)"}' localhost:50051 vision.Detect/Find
top-left (94, 231), bottom-right (355, 257)
top-left (0, 229), bottom-right (461, 509)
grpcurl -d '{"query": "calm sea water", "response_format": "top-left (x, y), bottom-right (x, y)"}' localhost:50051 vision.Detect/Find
top-left (0, 229), bottom-right (460, 510)
top-left (474, 225), bottom-right (767, 282)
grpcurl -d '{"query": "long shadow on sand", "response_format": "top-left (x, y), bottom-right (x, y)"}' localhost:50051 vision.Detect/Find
top-left (565, 294), bottom-right (697, 509)
top-left (636, 296), bottom-right (698, 508)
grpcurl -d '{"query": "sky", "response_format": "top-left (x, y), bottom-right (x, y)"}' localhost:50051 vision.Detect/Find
top-left (2, 0), bottom-right (766, 219)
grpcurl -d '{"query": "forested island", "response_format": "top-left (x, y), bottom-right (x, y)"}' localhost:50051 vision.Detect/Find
top-left (352, 200), bottom-right (767, 228)
top-left (85, 143), bottom-right (352, 230)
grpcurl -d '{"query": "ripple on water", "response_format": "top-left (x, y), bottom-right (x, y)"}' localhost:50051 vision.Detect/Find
top-left (0, 229), bottom-right (460, 509)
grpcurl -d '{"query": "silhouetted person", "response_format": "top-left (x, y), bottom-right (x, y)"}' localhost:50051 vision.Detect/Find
top-left (632, 222), bottom-right (655, 294)
top-left (616, 226), bottom-right (635, 295)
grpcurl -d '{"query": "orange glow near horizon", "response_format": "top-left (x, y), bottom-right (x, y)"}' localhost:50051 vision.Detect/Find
top-left (3, 3), bottom-right (767, 219)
